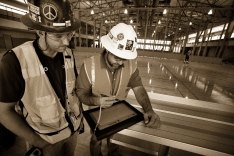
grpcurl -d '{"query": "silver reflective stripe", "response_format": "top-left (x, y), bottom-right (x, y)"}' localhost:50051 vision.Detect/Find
top-left (21, 69), bottom-right (28, 79)
top-left (116, 69), bottom-right (123, 96)
top-left (105, 69), bottom-right (111, 88)
top-left (84, 62), bottom-right (91, 84)
top-left (129, 61), bottom-right (133, 74)
top-left (64, 50), bottom-right (74, 70)
top-left (91, 56), bottom-right (95, 86)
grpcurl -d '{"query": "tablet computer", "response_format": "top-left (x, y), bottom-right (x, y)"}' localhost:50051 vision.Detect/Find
top-left (83, 100), bottom-right (144, 140)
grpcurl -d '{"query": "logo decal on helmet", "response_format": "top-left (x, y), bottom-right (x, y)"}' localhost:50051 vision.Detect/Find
top-left (118, 44), bottom-right (124, 50)
top-left (108, 32), bottom-right (113, 39)
top-left (43, 3), bottom-right (58, 21)
top-left (28, 3), bottom-right (40, 15)
top-left (65, 20), bottom-right (71, 27)
top-left (28, 2), bottom-right (41, 22)
top-left (125, 40), bottom-right (134, 50)
top-left (117, 33), bottom-right (124, 40)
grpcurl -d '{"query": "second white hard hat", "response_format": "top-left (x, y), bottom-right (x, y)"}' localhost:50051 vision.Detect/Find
top-left (101, 23), bottom-right (138, 60)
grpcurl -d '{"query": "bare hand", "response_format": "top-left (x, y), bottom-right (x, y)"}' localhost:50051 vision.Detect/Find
top-left (144, 110), bottom-right (160, 128)
top-left (98, 96), bottom-right (117, 108)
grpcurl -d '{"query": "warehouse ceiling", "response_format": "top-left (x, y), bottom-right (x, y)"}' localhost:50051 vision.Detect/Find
top-left (71, 0), bottom-right (234, 40)
top-left (2, 0), bottom-right (234, 40)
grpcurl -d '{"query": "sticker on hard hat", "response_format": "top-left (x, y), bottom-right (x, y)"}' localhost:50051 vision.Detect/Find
top-left (65, 20), bottom-right (71, 27)
top-left (52, 20), bottom-right (71, 27)
top-left (42, 3), bottom-right (58, 21)
top-left (125, 40), bottom-right (134, 50)
top-left (117, 33), bottom-right (124, 40)
top-left (28, 2), bottom-right (41, 22)
top-left (108, 32), bottom-right (113, 39)
top-left (108, 32), bottom-right (118, 42)
top-left (117, 44), bottom-right (124, 50)
top-left (53, 23), bottom-right (66, 27)
top-left (28, 3), bottom-right (40, 15)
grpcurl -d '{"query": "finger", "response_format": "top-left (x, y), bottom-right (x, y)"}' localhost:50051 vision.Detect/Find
top-left (155, 119), bottom-right (161, 128)
top-left (102, 101), bottom-right (114, 107)
top-left (150, 118), bottom-right (160, 129)
top-left (105, 99), bottom-right (117, 102)
top-left (146, 116), bottom-right (156, 127)
top-left (143, 114), bottom-right (149, 124)
top-left (105, 97), bottom-right (117, 101)
top-left (148, 116), bottom-right (161, 129)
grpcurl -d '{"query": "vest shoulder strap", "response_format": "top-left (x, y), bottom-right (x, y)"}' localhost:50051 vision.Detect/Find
top-left (129, 59), bottom-right (137, 75)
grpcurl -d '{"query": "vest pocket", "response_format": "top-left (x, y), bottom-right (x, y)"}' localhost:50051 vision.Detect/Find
top-left (36, 95), bottom-right (60, 121)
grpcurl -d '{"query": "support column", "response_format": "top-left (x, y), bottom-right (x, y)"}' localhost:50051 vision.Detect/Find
top-left (217, 21), bottom-right (234, 58)
top-left (3, 34), bottom-right (13, 50)
top-left (93, 20), bottom-right (96, 48)
top-left (203, 25), bottom-right (213, 56)
top-left (143, 8), bottom-right (150, 51)
top-left (215, 23), bottom-right (227, 57)
top-left (86, 23), bottom-right (88, 47)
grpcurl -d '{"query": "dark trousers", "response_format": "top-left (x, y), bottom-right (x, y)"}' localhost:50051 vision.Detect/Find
top-left (90, 134), bottom-right (119, 156)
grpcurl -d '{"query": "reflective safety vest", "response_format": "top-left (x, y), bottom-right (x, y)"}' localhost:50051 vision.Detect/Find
top-left (13, 41), bottom-right (82, 144)
top-left (83, 54), bottom-right (137, 99)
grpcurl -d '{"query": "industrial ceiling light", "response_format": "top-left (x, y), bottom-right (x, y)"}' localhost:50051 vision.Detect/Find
top-left (163, 9), bottom-right (167, 15)
top-left (158, 20), bottom-right (161, 24)
top-left (124, 9), bottom-right (128, 14)
top-left (91, 9), bottom-right (94, 15)
top-left (179, 27), bottom-right (181, 30)
top-left (15, 0), bottom-right (27, 3)
top-left (0, 2), bottom-right (28, 15)
top-left (208, 9), bottom-right (213, 15)
top-left (130, 19), bottom-right (133, 23)
top-left (189, 21), bottom-right (192, 25)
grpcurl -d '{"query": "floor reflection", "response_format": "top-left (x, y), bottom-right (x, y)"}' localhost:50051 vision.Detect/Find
top-left (137, 57), bottom-right (234, 106)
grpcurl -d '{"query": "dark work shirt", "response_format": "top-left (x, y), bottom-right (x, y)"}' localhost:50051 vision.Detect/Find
top-left (0, 39), bottom-right (77, 107)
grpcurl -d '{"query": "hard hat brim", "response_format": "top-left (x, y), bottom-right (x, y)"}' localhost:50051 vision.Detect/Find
top-left (21, 13), bottom-right (80, 33)
top-left (101, 35), bottom-right (137, 60)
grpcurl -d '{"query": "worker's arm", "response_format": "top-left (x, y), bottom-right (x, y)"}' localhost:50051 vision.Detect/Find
top-left (76, 64), bottom-right (116, 107)
top-left (0, 102), bottom-right (49, 148)
top-left (132, 86), bottom-right (160, 128)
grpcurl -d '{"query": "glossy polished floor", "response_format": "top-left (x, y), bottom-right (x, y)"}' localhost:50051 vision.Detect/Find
top-left (137, 57), bottom-right (234, 106)
top-left (1, 51), bottom-right (234, 155)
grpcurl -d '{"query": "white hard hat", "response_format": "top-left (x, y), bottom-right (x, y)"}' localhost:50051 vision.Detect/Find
top-left (101, 23), bottom-right (138, 60)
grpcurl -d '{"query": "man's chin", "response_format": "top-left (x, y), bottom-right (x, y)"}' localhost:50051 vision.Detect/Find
top-left (57, 46), bottom-right (67, 51)
top-left (112, 64), bottom-right (120, 69)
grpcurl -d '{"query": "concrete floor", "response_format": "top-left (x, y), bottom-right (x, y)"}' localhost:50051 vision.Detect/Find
top-left (1, 51), bottom-right (234, 155)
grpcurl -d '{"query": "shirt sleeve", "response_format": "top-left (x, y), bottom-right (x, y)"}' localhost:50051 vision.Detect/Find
top-left (127, 68), bottom-right (143, 88)
top-left (0, 51), bottom-right (25, 103)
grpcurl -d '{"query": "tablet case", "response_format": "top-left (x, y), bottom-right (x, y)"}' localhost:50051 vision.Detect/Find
top-left (83, 100), bottom-right (144, 140)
